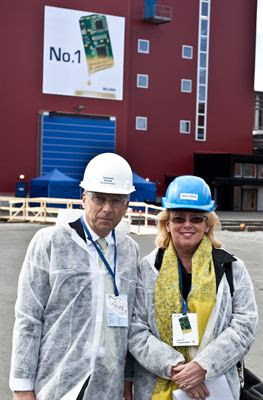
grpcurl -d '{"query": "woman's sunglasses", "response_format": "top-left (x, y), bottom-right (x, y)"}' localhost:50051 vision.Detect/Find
top-left (170, 215), bottom-right (207, 225)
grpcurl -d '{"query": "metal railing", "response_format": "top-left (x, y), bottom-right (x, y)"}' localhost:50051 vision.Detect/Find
top-left (0, 197), bottom-right (163, 231)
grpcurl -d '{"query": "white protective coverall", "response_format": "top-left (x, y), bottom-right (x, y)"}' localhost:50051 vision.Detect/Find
top-left (129, 247), bottom-right (258, 400)
top-left (10, 218), bottom-right (139, 400)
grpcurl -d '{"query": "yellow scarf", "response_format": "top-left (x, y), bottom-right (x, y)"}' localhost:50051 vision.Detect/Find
top-left (152, 235), bottom-right (216, 400)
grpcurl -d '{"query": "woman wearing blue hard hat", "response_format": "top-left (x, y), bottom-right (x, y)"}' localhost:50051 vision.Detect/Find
top-left (129, 175), bottom-right (258, 400)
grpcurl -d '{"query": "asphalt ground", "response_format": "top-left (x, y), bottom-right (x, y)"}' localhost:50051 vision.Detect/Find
top-left (0, 222), bottom-right (262, 400)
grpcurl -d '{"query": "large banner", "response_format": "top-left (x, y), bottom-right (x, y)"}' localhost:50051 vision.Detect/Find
top-left (254, 0), bottom-right (263, 92)
top-left (43, 6), bottom-right (125, 100)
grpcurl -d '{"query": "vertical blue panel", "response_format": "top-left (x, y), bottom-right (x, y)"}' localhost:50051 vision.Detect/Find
top-left (40, 113), bottom-right (116, 181)
top-left (144, 0), bottom-right (157, 18)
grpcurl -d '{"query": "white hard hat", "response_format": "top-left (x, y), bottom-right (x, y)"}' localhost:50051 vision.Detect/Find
top-left (80, 153), bottom-right (136, 194)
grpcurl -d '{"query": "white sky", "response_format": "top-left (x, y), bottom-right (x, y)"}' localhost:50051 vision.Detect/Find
top-left (254, 0), bottom-right (263, 91)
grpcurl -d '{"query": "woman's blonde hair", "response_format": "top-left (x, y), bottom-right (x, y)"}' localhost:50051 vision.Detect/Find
top-left (155, 209), bottom-right (222, 249)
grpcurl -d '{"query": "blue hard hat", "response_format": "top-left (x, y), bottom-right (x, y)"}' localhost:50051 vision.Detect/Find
top-left (162, 175), bottom-right (215, 211)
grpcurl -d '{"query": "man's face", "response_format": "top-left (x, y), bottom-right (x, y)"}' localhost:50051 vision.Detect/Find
top-left (82, 191), bottom-right (129, 237)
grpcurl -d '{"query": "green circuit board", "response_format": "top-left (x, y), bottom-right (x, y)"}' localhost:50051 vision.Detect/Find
top-left (179, 315), bottom-right (192, 334)
top-left (79, 14), bottom-right (114, 75)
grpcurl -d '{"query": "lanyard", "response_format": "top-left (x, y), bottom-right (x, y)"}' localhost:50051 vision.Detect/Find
top-left (177, 257), bottom-right (191, 315)
top-left (80, 216), bottom-right (119, 296)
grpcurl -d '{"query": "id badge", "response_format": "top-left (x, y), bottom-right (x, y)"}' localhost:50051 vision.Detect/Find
top-left (105, 294), bottom-right (128, 327)
top-left (172, 313), bottom-right (199, 346)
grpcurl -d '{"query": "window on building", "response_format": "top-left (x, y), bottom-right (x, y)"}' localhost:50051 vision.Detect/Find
top-left (200, 37), bottom-right (207, 52)
top-left (198, 85), bottom-right (206, 101)
top-left (200, 52), bottom-right (207, 68)
top-left (234, 163), bottom-right (242, 177)
top-left (198, 102), bottom-right (205, 113)
top-left (136, 116), bottom-right (148, 131)
top-left (254, 93), bottom-right (263, 131)
top-left (201, 2), bottom-right (209, 16)
top-left (181, 79), bottom-right (192, 93)
top-left (182, 45), bottom-right (193, 59)
top-left (243, 163), bottom-right (257, 178)
top-left (201, 19), bottom-right (208, 36)
top-left (137, 74), bottom-right (149, 88)
top-left (258, 164), bottom-right (263, 178)
top-left (233, 186), bottom-right (242, 210)
top-left (199, 69), bottom-right (206, 85)
top-left (197, 127), bottom-right (204, 140)
top-left (138, 39), bottom-right (150, 54)
top-left (198, 115), bottom-right (205, 127)
top-left (180, 120), bottom-right (191, 134)
top-left (195, 0), bottom-right (210, 142)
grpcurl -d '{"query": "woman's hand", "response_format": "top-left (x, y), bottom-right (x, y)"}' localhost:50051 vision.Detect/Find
top-left (171, 361), bottom-right (207, 389)
top-left (184, 382), bottom-right (209, 399)
top-left (13, 392), bottom-right (36, 400)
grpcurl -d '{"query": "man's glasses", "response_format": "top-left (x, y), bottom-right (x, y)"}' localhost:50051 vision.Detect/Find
top-left (89, 192), bottom-right (128, 209)
top-left (170, 215), bottom-right (207, 225)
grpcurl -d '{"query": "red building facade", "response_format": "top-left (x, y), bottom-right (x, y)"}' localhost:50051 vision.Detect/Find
top-left (0, 0), bottom-right (257, 197)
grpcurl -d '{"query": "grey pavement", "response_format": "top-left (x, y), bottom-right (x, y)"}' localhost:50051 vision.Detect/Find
top-left (0, 221), bottom-right (262, 400)
top-left (216, 211), bottom-right (263, 220)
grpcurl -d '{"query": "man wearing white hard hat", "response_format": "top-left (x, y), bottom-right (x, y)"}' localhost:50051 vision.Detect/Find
top-left (10, 153), bottom-right (139, 400)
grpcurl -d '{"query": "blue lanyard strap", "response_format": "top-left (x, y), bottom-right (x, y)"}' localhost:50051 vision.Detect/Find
top-left (80, 216), bottom-right (119, 296)
top-left (177, 257), bottom-right (190, 315)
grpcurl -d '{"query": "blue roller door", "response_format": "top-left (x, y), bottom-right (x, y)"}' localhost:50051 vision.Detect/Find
top-left (40, 113), bottom-right (116, 181)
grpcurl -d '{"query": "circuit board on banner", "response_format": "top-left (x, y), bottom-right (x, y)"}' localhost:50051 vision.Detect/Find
top-left (79, 14), bottom-right (114, 75)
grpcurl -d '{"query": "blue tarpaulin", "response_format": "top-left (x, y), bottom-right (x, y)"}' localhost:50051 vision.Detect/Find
top-left (130, 172), bottom-right (156, 202)
top-left (30, 169), bottom-right (81, 199)
top-left (30, 169), bottom-right (156, 203)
